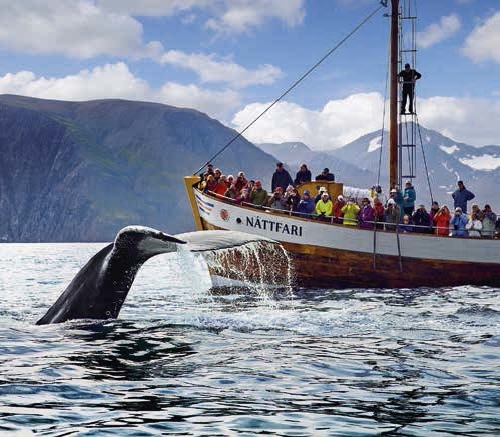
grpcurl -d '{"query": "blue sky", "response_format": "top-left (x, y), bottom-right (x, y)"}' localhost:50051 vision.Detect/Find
top-left (0, 0), bottom-right (498, 150)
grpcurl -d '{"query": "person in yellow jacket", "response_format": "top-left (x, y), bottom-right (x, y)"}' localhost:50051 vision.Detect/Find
top-left (315, 192), bottom-right (333, 221)
top-left (341, 198), bottom-right (360, 226)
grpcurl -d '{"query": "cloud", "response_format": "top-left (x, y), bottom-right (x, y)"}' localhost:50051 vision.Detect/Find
top-left (462, 11), bottom-right (500, 63)
top-left (0, 1), bottom-right (162, 59)
top-left (231, 93), bottom-right (500, 150)
top-left (417, 14), bottom-right (461, 48)
top-left (231, 93), bottom-right (386, 150)
top-left (96, 0), bottom-right (211, 16)
top-left (205, 0), bottom-right (305, 34)
top-left (0, 63), bottom-right (240, 120)
top-left (160, 50), bottom-right (282, 88)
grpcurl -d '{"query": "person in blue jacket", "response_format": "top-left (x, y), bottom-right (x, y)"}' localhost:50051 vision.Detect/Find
top-left (452, 180), bottom-right (475, 213)
top-left (402, 180), bottom-right (416, 215)
top-left (450, 207), bottom-right (468, 236)
top-left (296, 190), bottom-right (315, 217)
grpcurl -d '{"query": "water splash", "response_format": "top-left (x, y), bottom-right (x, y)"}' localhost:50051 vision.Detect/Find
top-left (180, 241), bottom-right (295, 305)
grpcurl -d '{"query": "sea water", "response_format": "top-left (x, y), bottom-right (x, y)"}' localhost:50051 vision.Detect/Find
top-left (0, 243), bottom-right (499, 435)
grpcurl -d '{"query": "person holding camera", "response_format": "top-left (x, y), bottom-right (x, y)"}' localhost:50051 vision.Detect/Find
top-left (450, 207), bottom-right (468, 237)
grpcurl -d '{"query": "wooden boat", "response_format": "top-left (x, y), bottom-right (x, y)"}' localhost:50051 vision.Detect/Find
top-left (183, 0), bottom-right (500, 289)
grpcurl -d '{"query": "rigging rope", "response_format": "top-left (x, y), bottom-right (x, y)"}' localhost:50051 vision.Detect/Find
top-left (415, 114), bottom-right (434, 203)
top-left (194, 1), bottom-right (388, 175)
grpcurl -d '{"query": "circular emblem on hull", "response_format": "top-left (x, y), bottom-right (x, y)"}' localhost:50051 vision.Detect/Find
top-left (220, 209), bottom-right (230, 221)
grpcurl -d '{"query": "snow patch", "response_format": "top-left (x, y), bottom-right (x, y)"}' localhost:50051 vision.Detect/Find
top-left (440, 144), bottom-right (459, 154)
top-left (459, 154), bottom-right (500, 171)
top-left (367, 136), bottom-right (382, 153)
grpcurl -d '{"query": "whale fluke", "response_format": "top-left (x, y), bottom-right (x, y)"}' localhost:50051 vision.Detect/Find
top-left (36, 227), bottom-right (277, 325)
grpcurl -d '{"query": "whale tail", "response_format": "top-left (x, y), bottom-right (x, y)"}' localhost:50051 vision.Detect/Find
top-left (37, 227), bottom-right (278, 325)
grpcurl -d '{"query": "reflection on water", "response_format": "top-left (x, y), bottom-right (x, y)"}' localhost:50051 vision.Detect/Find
top-left (0, 244), bottom-right (499, 435)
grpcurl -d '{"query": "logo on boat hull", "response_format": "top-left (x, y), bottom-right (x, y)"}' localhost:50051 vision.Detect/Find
top-left (220, 209), bottom-right (230, 221)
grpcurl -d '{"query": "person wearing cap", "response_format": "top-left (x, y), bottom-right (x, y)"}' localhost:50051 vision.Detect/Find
top-left (398, 63), bottom-right (421, 114)
top-left (234, 187), bottom-right (251, 205)
top-left (332, 195), bottom-right (346, 223)
top-left (358, 197), bottom-right (375, 229)
top-left (388, 186), bottom-right (404, 217)
top-left (315, 192), bottom-right (333, 221)
top-left (202, 163), bottom-right (215, 180)
top-left (412, 204), bottom-right (432, 234)
top-left (452, 180), bottom-right (475, 213)
top-left (433, 205), bottom-right (451, 236)
top-left (286, 188), bottom-right (301, 213)
top-left (296, 190), bottom-right (315, 217)
top-left (314, 186), bottom-right (329, 204)
top-left (250, 180), bottom-right (268, 206)
top-left (266, 186), bottom-right (287, 211)
top-left (402, 180), bottom-right (416, 215)
top-left (341, 198), bottom-right (360, 226)
top-left (271, 162), bottom-right (294, 193)
top-left (294, 164), bottom-right (312, 186)
top-left (234, 171), bottom-right (248, 193)
top-left (450, 207), bottom-right (468, 236)
top-left (315, 167), bottom-right (335, 182)
top-left (384, 198), bottom-right (400, 231)
top-left (373, 196), bottom-right (385, 228)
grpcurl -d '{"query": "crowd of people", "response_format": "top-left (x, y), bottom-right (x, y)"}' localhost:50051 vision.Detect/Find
top-left (200, 163), bottom-right (499, 238)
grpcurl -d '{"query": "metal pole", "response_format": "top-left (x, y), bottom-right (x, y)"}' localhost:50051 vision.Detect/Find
top-left (389, 0), bottom-right (399, 189)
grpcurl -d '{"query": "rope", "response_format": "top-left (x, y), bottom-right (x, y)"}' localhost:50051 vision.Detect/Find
top-left (194, 1), bottom-right (388, 175)
top-left (415, 114), bottom-right (434, 203)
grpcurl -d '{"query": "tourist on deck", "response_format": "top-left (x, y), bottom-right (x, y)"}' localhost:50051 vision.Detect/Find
top-left (341, 198), bottom-right (360, 226)
top-left (213, 168), bottom-right (222, 183)
top-left (314, 186), bottom-right (328, 204)
top-left (402, 180), bottom-right (416, 215)
top-left (358, 197), bottom-right (374, 229)
top-left (234, 171), bottom-right (248, 193)
top-left (227, 174), bottom-right (234, 187)
top-left (297, 190), bottom-right (315, 217)
top-left (398, 63), bottom-right (421, 114)
top-left (294, 164), bottom-right (312, 185)
top-left (384, 198), bottom-right (400, 231)
top-left (202, 162), bottom-right (215, 179)
top-left (271, 162), bottom-right (294, 193)
top-left (315, 192), bottom-right (333, 221)
top-left (481, 204), bottom-right (497, 238)
top-left (250, 181), bottom-right (268, 206)
top-left (469, 204), bottom-right (482, 221)
top-left (450, 207), bottom-right (468, 237)
top-left (332, 195), bottom-right (346, 223)
top-left (266, 187), bottom-right (287, 211)
top-left (370, 185), bottom-right (383, 199)
top-left (234, 188), bottom-right (251, 205)
top-left (466, 212), bottom-right (483, 237)
top-left (412, 204), bottom-right (432, 234)
top-left (388, 187), bottom-right (404, 217)
top-left (398, 215), bottom-right (414, 233)
top-left (286, 188), bottom-right (301, 213)
top-left (315, 168), bottom-right (335, 182)
top-left (213, 175), bottom-right (229, 195)
top-left (202, 174), bottom-right (217, 193)
top-left (429, 201), bottom-right (440, 223)
top-left (223, 184), bottom-right (238, 200)
top-left (433, 205), bottom-right (451, 236)
top-left (373, 196), bottom-right (385, 228)
top-left (452, 180), bottom-right (475, 213)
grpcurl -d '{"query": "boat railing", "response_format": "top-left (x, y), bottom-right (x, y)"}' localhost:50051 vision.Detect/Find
top-left (201, 189), bottom-right (498, 238)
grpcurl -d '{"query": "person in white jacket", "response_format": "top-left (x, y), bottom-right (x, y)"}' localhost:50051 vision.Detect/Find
top-left (466, 212), bottom-right (483, 237)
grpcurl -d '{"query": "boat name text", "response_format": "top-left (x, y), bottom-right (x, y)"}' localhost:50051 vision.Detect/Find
top-left (246, 217), bottom-right (303, 236)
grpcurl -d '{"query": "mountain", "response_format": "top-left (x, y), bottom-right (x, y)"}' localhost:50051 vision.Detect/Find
top-left (258, 126), bottom-right (500, 212)
top-left (0, 95), bottom-right (276, 242)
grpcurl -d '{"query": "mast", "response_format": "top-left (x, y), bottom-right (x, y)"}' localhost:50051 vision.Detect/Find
top-left (389, 0), bottom-right (399, 189)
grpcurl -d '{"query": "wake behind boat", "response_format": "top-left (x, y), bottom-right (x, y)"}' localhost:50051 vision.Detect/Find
top-left (184, 0), bottom-right (500, 289)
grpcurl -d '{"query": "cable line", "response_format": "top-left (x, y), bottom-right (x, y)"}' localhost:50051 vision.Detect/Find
top-left (194, 1), bottom-right (388, 175)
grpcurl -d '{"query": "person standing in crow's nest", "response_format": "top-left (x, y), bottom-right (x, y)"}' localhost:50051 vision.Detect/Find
top-left (398, 63), bottom-right (421, 114)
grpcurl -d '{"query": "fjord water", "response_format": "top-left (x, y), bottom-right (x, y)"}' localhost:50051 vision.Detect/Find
top-left (0, 244), bottom-right (499, 436)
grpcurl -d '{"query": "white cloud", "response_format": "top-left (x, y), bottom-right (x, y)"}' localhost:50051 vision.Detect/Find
top-left (417, 14), bottom-right (461, 48)
top-left (205, 0), bottom-right (305, 34)
top-left (232, 93), bottom-right (500, 150)
top-left (0, 63), bottom-right (240, 120)
top-left (231, 93), bottom-right (385, 150)
top-left (0, 1), bottom-right (162, 59)
top-left (462, 11), bottom-right (500, 63)
top-left (160, 50), bottom-right (282, 88)
top-left (96, 0), bottom-right (211, 16)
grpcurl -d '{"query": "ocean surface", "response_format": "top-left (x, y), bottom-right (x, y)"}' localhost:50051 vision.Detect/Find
top-left (0, 243), bottom-right (499, 436)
